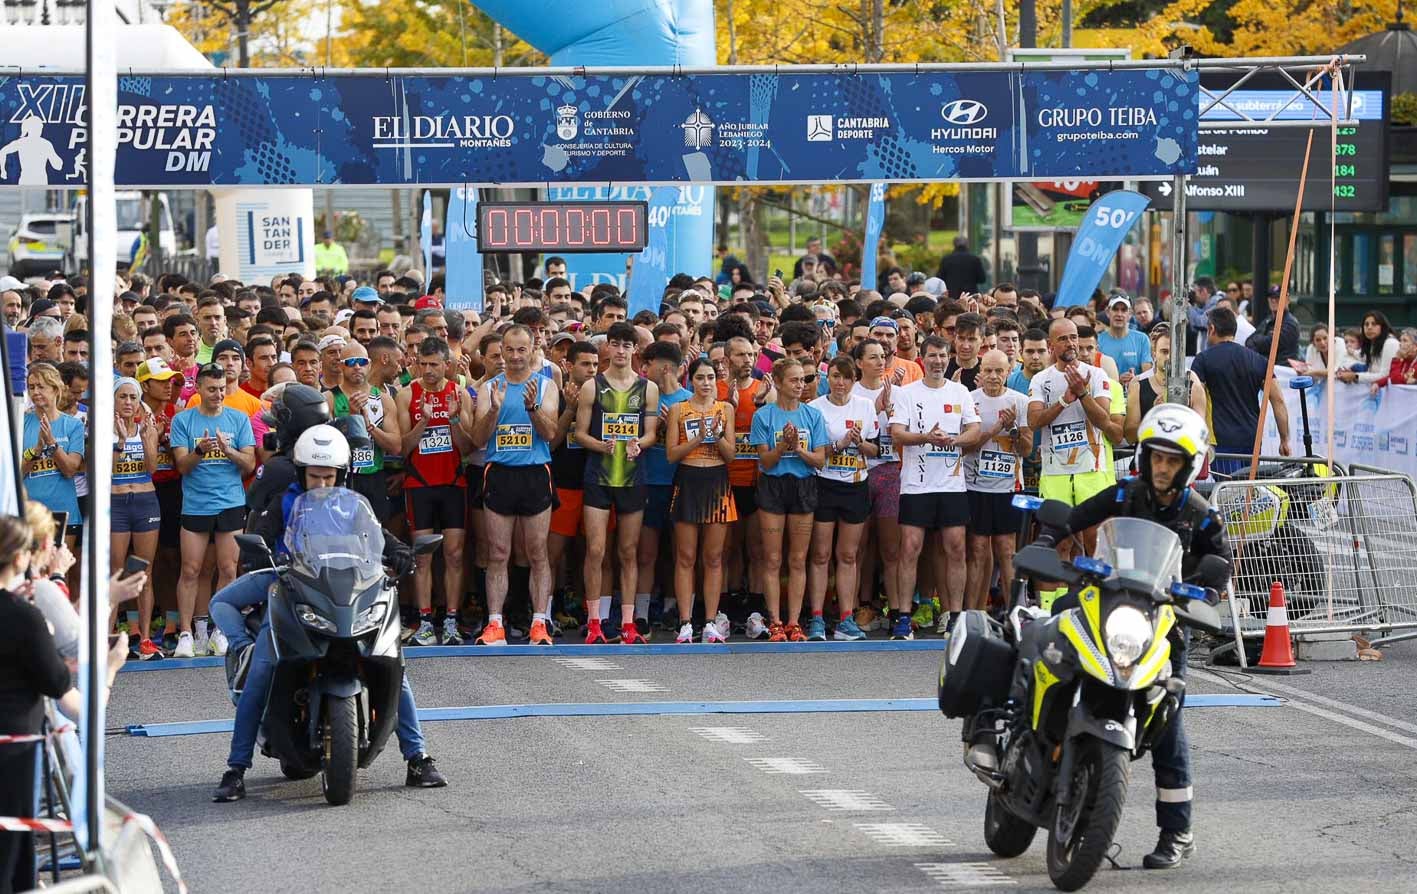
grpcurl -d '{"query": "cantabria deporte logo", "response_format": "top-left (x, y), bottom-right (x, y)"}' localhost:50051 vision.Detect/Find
top-left (807, 115), bottom-right (833, 141)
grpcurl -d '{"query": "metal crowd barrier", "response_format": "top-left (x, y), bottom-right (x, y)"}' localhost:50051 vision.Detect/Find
top-left (1210, 471), bottom-right (1417, 659)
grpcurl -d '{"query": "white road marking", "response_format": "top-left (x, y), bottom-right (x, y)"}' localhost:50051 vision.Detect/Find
top-left (594, 679), bottom-right (669, 693)
top-left (743, 756), bottom-right (827, 775)
top-left (1195, 669), bottom-right (1417, 750)
top-left (915, 862), bottom-right (1017, 887)
top-left (854, 823), bottom-right (953, 847)
top-left (688, 726), bottom-right (768, 744)
top-left (552, 657), bottom-right (622, 671)
top-left (798, 790), bottom-right (894, 812)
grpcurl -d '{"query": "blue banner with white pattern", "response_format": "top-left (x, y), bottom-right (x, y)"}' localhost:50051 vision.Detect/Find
top-left (0, 69), bottom-right (1198, 187)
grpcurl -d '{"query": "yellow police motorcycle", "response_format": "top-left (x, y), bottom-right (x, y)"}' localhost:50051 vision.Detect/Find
top-left (938, 497), bottom-right (1227, 891)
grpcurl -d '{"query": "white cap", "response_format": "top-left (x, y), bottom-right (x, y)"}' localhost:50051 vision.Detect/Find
top-left (316, 334), bottom-right (347, 352)
top-left (0, 275), bottom-right (23, 291)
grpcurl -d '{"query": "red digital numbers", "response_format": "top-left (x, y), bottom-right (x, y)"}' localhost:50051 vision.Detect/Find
top-left (478, 202), bottom-right (647, 253)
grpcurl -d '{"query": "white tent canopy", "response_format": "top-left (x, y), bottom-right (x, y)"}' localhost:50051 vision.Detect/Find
top-left (0, 24), bottom-right (213, 70)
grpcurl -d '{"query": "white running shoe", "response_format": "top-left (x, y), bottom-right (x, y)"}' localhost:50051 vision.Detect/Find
top-left (745, 612), bottom-right (769, 640)
top-left (208, 629), bottom-right (229, 657)
top-left (173, 631), bottom-right (195, 658)
top-left (675, 622), bottom-right (695, 644)
top-left (712, 612), bottom-right (732, 641)
top-left (703, 620), bottom-right (727, 644)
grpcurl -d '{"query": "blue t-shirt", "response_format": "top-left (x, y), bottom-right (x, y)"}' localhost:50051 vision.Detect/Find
top-left (644, 386), bottom-right (691, 486)
top-left (1097, 328), bottom-right (1153, 378)
top-left (22, 412), bottom-right (86, 520)
top-left (751, 403), bottom-right (830, 479)
top-left (1189, 340), bottom-right (1270, 450)
top-left (170, 405), bottom-right (255, 515)
top-left (1006, 365), bottom-right (1031, 396)
top-left (484, 374), bottom-right (553, 467)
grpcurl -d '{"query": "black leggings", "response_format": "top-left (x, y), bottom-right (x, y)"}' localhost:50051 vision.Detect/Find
top-left (0, 745), bottom-right (39, 893)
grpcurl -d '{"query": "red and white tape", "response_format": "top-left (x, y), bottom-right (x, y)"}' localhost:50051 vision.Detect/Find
top-left (0, 810), bottom-right (185, 893)
top-left (0, 816), bottom-right (73, 833)
top-left (122, 811), bottom-right (189, 894)
top-left (0, 724), bottom-right (74, 745)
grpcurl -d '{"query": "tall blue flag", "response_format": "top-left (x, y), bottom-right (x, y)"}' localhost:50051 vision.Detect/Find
top-left (859, 183), bottom-right (887, 292)
top-left (626, 186), bottom-right (679, 317)
top-left (444, 187), bottom-right (485, 310)
top-left (420, 190), bottom-right (433, 281)
top-left (1055, 190), bottom-right (1151, 306)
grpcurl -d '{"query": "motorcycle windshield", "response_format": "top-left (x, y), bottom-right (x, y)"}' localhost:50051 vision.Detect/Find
top-left (1093, 517), bottom-right (1183, 596)
top-left (283, 488), bottom-right (385, 604)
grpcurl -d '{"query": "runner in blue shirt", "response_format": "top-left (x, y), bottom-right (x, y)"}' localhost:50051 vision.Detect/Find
top-left (1096, 295), bottom-right (1153, 387)
top-left (636, 341), bottom-right (690, 635)
top-left (170, 364), bottom-right (256, 658)
top-left (751, 357), bottom-right (829, 642)
top-left (22, 363), bottom-right (85, 537)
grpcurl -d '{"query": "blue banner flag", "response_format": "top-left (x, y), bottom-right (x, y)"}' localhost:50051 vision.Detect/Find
top-left (0, 70), bottom-right (1198, 188)
top-left (859, 183), bottom-right (887, 291)
top-left (1055, 190), bottom-right (1152, 306)
top-left (444, 187), bottom-right (484, 310)
top-left (626, 187), bottom-right (681, 316)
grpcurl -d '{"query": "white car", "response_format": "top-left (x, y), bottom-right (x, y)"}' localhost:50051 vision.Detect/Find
top-left (7, 212), bottom-right (73, 277)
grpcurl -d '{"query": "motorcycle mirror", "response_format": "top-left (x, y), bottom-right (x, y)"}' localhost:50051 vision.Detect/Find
top-left (412, 534), bottom-right (444, 556)
top-left (235, 533), bottom-right (275, 568)
top-left (1036, 499), bottom-right (1073, 533)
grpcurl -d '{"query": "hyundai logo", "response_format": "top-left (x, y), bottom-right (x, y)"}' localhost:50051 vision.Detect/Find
top-left (941, 100), bottom-right (989, 125)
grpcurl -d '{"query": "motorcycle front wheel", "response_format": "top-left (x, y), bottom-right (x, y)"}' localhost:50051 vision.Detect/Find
top-left (321, 694), bottom-right (359, 806)
top-left (984, 789), bottom-right (1036, 857)
top-left (1046, 740), bottom-right (1130, 891)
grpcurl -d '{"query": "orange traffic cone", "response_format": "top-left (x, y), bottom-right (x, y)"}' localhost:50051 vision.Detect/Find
top-left (1251, 581), bottom-right (1310, 675)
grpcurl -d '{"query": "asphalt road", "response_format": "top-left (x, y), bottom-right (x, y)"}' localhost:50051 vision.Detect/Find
top-left (105, 641), bottom-right (1417, 893)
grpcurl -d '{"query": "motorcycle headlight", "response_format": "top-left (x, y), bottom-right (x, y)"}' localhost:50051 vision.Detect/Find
top-left (1104, 606), bottom-right (1151, 668)
top-left (295, 603), bottom-right (337, 635)
top-left (352, 603), bottom-right (387, 635)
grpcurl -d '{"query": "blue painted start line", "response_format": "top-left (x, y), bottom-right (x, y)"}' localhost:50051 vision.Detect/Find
top-left (119, 639), bottom-right (947, 671)
top-left (124, 693), bottom-right (1282, 737)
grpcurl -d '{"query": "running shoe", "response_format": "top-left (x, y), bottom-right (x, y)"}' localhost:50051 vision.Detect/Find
top-left (620, 623), bottom-right (648, 645)
top-left (584, 619), bottom-right (609, 645)
top-left (138, 638), bottom-right (164, 660)
top-left (854, 606), bottom-right (882, 632)
top-left (833, 616), bottom-right (867, 641)
top-left (212, 767), bottom-right (246, 803)
top-left (553, 609), bottom-right (581, 632)
top-left (711, 612), bottom-right (732, 642)
top-left (162, 630), bottom-right (179, 653)
top-left (411, 620), bottom-right (437, 646)
top-left (675, 622), bottom-right (695, 644)
top-left (658, 598), bottom-right (679, 630)
top-left (475, 620), bottom-right (507, 646)
top-left (193, 631), bottom-right (211, 657)
top-left (935, 612), bottom-right (954, 637)
top-left (528, 619), bottom-right (554, 646)
top-left (911, 601), bottom-right (935, 630)
top-left (702, 620), bottom-right (727, 644)
top-left (745, 612), bottom-right (770, 640)
top-left (634, 617), bottom-right (653, 641)
top-left (889, 613), bottom-right (914, 641)
top-left (767, 621), bottom-right (788, 643)
top-left (786, 623), bottom-right (808, 643)
top-left (804, 617), bottom-right (827, 641)
top-left (173, 631), bottom-right (195, 658)
top-left (400, 622), bottom-right (417, 644)
top-left (442, 616), bottom-right (463, 646)
top-left (208, 629), bottom-right (229, 657)
top-left (406, 754), bottom-right (448, 788)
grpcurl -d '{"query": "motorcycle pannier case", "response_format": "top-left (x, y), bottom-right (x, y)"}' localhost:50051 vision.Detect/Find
top-left (937, 610), bottom-right (1015, 718)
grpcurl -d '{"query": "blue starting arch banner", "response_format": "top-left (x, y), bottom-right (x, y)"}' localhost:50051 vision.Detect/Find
top-left (0, 68), bottom-right (1198, 188)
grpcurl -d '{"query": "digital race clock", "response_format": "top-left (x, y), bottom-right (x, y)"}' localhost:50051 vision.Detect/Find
top-left (476, 200), bottom-right (649, 253)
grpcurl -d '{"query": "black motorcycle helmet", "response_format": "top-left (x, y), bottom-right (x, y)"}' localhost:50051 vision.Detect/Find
top-left (265, 383), bottom-right (331, 454)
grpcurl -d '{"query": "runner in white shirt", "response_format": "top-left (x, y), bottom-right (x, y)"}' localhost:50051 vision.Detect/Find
top-left (806, 355), bottom-right (879, 641)
top-left (1027, 319), bottom-right (1125, 609)
top-left (888, 335), bottom-right (983, 638)
top-left (849, 337), bottom-right (901, 634)
top-left (965, 350), bottom-right (1033, 613)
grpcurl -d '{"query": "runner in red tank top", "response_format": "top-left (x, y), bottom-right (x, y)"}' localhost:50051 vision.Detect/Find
top-left (395, 337), bottom-right (471, 646)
